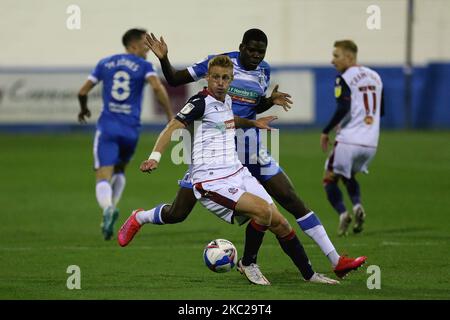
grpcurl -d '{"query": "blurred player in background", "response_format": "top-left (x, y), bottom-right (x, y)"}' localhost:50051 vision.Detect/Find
top-left (321, 40), bottom-right (384, 236)
top-left (119, 29), bottom-right (366, 283)
top-left (138, 55), bottom-right (339, 285)
top-left (77, 28), bottom-right (174, 240)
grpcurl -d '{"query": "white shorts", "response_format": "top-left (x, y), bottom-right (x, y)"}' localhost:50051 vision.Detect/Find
top-left (192, 167), bottom-right (274, 225)
top-left (325, 142), bottom-right (377, 179)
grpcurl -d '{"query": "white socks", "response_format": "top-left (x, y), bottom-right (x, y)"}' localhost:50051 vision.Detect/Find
top-left (136, 204), bottom-right (168, 225)
top-left (96, 174), bottom-right (126, 211)
top-left (327, 250), bottom-right (341, 267)
top-left (297, 211), bottom-right (340, 266)
top-left (96, 180), bottom-right (113, 210)
top-left (111, 173), bottom-right (126, 207)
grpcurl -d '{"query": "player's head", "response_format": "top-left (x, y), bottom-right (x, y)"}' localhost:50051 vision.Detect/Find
top-left (122, 28), bottom-right (149, 59)
top-left (332, 40), bottom-right (358, 73)
top-left (239, 28), bottom-right (268, 71)
top-left (206, 55), bottom-right (234, 102)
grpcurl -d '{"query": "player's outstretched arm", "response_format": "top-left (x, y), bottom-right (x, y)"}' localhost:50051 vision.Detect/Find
top-left (147, 75), bottom-right (174, 121)
top-left (255, 85), bottom-right (293, 114)
top-left (145, 33), bottom-right (194, 86)
top-left (77, 80), bottom-right (95, 123)
top-left (140, 118), bottom-right (185, 173)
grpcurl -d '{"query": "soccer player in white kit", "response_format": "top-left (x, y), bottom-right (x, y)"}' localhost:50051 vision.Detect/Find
top-left (138, 55), bottom-right (339, 285)
top-left (321, 40), bottom-right (384, 236)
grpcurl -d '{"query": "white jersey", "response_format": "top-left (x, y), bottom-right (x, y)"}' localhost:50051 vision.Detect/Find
top-left (336, 66), bottom-right (383, 147)
top-left (175, 90), bottom-right (242, 184)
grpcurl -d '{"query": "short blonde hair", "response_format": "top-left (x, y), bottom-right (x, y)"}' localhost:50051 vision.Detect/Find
top-left (334, 40), bottom-right (358, 56)
top-left (208, 55), bottom-right (234, 71)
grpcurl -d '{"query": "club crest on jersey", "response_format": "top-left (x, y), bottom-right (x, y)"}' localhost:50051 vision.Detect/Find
top-left (364, 116), bottom-right (374, 125)
top-left (180, 103), bottom-right (195, 115)
top-left (259, 69), bottom-right (266, 85)
top-left (228, 188), bottom-right (238, 194)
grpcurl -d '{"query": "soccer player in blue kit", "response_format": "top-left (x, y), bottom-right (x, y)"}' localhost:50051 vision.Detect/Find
top-left (118, 29), bottom-right (366, 284)
top-left (78, 28), bottom-right (173, 240)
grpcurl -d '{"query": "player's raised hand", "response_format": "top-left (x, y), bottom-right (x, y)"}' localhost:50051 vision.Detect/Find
top-left (254, 116), bottom-right (278, 130)
top-left (140, 159), bottom-right (159, 173)
top-left (78, 108), bottom-right (91, 124)
top-left (270, 85), bottom-right (293, 111)
top-left (320, 133), bottom-right (330, 152)
top-left (145, 33), bottom-right (168, 59)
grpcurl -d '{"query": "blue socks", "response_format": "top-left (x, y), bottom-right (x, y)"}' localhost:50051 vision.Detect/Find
top-left (324, 182), bottom-right (347, 214)
top-left (343, 177), bottom-right (361, 205)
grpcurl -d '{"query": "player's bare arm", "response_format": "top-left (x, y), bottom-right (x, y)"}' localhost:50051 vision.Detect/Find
top-left (140, 118), bottom-right (185, 173)
top-left (145, 33), bottom-right (194, 86)
top-left (234, 115), bottom-right (278, 130)
top-left (77, 80), bottom-right (95, 123)
top-left (255, 85), bottom-right (293, 114)
top-left (320, 133), bottom-right (330, 152)
top-left (147, 75), bottom-right (174, 120)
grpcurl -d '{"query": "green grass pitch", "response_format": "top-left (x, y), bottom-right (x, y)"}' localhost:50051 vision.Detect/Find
top-left (1, 130), bottom-right (449, 299)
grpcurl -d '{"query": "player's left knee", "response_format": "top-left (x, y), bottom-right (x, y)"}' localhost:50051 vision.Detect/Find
top-left (270, 214), bottom-right (291, 236)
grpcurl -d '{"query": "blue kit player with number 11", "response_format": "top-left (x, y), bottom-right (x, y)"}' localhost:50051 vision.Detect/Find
top-left (77, 28), bottom-right (174, 240)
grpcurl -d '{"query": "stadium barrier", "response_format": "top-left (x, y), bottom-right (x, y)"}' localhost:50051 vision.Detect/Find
top-left (0, 63), bottom-right (449, 131)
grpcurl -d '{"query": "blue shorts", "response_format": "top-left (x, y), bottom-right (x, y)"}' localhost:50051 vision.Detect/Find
top-left (244, 155), bottom-right (283, 182)
top-left (93, 126), bottom-right (139, 169)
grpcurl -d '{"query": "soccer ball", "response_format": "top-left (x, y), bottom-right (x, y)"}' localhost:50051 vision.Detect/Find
top-left (203, 239), bottom-right (238, 273)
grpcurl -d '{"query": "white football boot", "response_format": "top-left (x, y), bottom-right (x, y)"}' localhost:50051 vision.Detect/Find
top-left (353, 204), bottom-right (366, 234)
top-left (237, 259), bottom-right (271, 285)
top-left (306, 273), bottom-right (340, 285)
top-left (338, 211), bottom-right (352, 236)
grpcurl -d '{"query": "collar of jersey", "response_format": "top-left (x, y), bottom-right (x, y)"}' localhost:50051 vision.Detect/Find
top-left (201, 88), bottom-right (230, 105)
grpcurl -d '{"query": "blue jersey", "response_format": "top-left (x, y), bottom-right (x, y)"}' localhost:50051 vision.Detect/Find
top-left (187, 51), bottom-right (270, 120)
top-left (89, 53), bottom-right (156, 130)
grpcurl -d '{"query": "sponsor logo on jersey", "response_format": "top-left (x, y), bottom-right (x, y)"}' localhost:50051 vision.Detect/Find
top-left (228, 86), bottom-right (259, 105)
top-left (224, 119), bottom-right (235, 129)
top-left (215, 119), bottom-right (235, 132)
top-left (108, 102), bottom-right (132, 114)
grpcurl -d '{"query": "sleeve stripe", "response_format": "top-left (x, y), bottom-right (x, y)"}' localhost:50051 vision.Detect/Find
top-left (88, 75), bottom-right (98, 84)
top-left (175, 115), bottom-right (188, 126)
top-left (187, 66), bottom-right (199, 81)
top-left (145, 71), bottom-right (158, 79)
